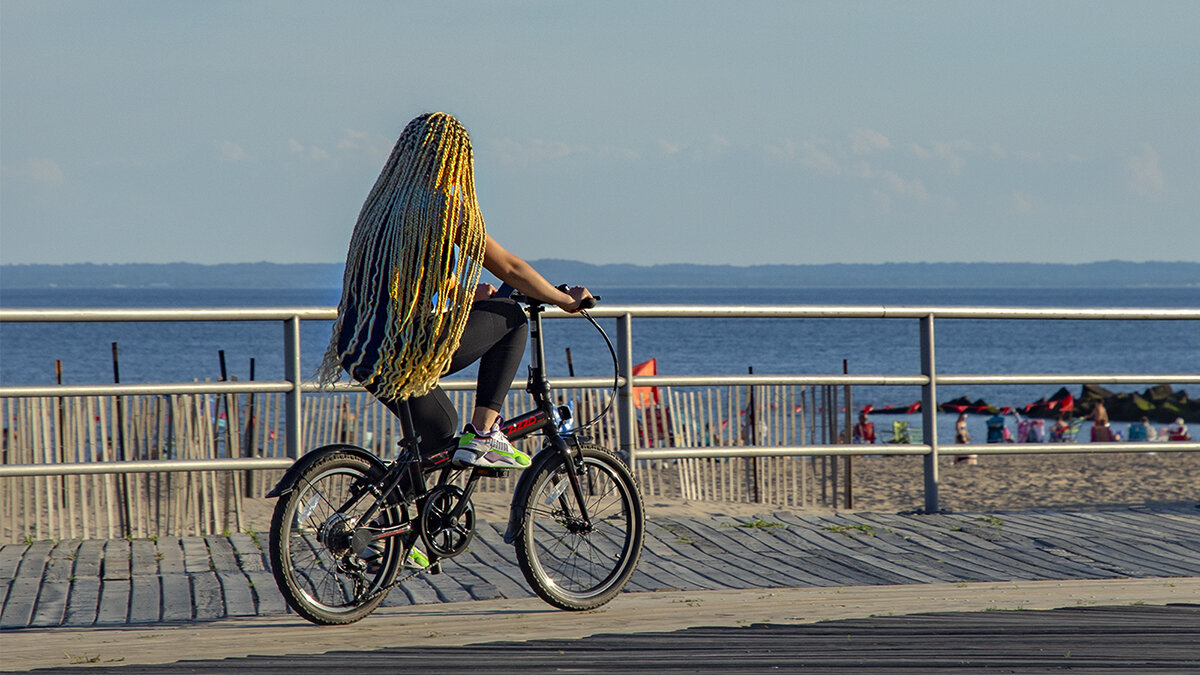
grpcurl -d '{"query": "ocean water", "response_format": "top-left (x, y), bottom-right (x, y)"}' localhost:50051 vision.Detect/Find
top-left (1, 286), bottom-right (1197, 418)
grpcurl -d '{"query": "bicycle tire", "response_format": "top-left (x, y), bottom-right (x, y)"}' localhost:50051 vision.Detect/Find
top-left (269, 450), bottom-right (404, 625)
top-left (514, 443), bottom-right (644, 610)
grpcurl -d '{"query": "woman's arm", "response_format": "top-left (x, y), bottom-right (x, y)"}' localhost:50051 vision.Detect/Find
top-left (480, 234), bottom-right (591, 312)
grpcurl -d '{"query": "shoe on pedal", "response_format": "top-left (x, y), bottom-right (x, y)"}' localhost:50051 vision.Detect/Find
top-left (453, 422), bottom-right (530, 470)
top-left (405, 546), bottom-right (430, 570)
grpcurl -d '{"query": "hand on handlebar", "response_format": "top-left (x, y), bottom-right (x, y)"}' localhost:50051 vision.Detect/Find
top-left (474, 283), bottom-right (498, 302)
top-left (560, 285), bottom-right (594, 313)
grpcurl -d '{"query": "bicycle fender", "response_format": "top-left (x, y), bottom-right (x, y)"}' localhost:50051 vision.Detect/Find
top-left (264, 444), bottom-right (388, 498)
top-left (502, 446), bottom-right (564, 544)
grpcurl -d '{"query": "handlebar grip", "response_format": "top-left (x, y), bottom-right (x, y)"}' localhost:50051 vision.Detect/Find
top-left (557, 284), bottom-right (599, 310)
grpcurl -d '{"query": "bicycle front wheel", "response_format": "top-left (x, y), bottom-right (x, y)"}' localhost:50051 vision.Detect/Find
top-left (515, 444), bottom-right (644, 610)
top-left (269, 450), bottom-right (404, 625)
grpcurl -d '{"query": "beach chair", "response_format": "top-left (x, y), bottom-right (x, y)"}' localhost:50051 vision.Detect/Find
top-left (1026, 418), bottom-right (1046, 443)
top-left (1060, 418), bottom-right (1083, 442)
top-left (985, 414), bottom-right (1006, 443)
top-left (888, 420), bottom-right (912, 444)
top-left (1127, 421), bottom-right (1148, 441)
top-left (1017, 419), bottom-right (1032, 443)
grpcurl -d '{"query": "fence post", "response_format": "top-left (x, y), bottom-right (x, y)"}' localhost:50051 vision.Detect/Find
top-left (617, 313), bottom-right (636, 466)
top-left (920, 313), bottom-right (939, 513)
top-left (284, 316), bottom-right (303, 460)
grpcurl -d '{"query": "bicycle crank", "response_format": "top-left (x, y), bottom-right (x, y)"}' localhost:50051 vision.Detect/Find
top-left (419, 484), bottom-right (476, 558)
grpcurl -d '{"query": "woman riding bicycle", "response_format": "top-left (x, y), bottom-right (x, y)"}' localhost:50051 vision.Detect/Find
top-left (318, 112), bottom-right (591, 471)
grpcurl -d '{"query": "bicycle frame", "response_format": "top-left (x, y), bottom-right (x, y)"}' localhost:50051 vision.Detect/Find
top-left (339, 295), bottom-right (594, 552)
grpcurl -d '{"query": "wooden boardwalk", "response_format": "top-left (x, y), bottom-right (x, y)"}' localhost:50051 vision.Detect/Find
top-left (2, 506), bottom-right (1199, 629)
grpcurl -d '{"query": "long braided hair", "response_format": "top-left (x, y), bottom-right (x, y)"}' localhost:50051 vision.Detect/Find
top-left (317, 112), bottom-right (487, 400)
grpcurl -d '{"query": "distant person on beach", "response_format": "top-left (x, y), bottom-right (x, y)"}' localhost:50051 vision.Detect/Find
top-left (1090, 420), bottom-right (1115, 442)
top-left (986, 412), bottom-right (1007, 443)
top-left (317, 112), bottom-right (592, 471)
top-left (954, 412), bottom-right (977, 465)
top-left (1167, 417), bottom-right (1192, 441)
top-left (1088, 400), bottom-right (1109, 427)
top-left (852, 411), bottom-right (876, 444)
top-left (1050, 414), bottom-right (1071, 442)
top-left (1128, 416), bottom-right (1156, 442)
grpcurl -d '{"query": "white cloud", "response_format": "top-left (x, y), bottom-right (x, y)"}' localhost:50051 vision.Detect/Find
top-left (310, 147), bottom-right (330, 160)
top-left (881, 170), bottom-right (928, 201)
top-left (26, 157), bottom-right (65, 184)
top-left (690, 134), bottom-right (730, 160)
top-left (657, 139), bottom-right (682, 155)
top-left (218, 140), bottom-right (246, 161)
top-left (769, 138), bottom-right (841, 175)
top-left (850, 129), bottom-right (891, 155)
top-left (1126, 144), bottom-right (1164, 198)
top-left (288, 139), bottom-right (305, 153)
top-left (0, 158), bottom-right (65, 186)
top-left (911, 139), bottom-right (972, 173)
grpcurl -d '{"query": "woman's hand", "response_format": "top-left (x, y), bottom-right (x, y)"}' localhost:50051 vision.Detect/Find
top-left (558, 285), bottom-right (593, 313)
top-left (474, 283), bottom-right (497, 302)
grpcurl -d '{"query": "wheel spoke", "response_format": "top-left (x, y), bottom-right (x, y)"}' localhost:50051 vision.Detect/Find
top-left (517, 447), bottom-right (643, 610)
top-left (270, 452), bottom-right (405, 624)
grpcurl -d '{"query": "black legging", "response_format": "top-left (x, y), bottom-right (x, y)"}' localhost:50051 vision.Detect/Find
top-left (360, 298), bottom-right (528, 455)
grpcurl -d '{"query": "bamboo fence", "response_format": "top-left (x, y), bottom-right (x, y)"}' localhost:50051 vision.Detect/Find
top-left (1, 385), bottom-right (851, 543)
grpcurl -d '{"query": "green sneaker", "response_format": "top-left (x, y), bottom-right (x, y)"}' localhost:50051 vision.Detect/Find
top-left (453, 422), bottom-right (531, 470)
top-left (405, 546), bottom-right (430, 570)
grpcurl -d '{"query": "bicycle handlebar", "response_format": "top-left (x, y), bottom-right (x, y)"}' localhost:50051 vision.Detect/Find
top-left (493, 283), bottom-right (599, 310)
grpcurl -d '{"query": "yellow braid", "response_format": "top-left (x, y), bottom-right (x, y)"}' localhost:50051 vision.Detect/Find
top-left (317, 112), bottom-right (487, 400)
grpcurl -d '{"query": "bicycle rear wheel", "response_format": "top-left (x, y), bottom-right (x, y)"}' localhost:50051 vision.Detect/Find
top-left (515, 443), bottom-right (644, 610)
top-left (269, 450), bottom-right (404, 625)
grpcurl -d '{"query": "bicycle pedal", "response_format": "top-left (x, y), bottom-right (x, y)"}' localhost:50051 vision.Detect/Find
top-left (472, 467), bottom-right (510, 478)
top-left (428, 561), bottom-right (442, 575)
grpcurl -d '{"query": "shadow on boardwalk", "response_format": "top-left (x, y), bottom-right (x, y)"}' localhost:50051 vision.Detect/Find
top-left (3, 506), bottom-right (1200, 629)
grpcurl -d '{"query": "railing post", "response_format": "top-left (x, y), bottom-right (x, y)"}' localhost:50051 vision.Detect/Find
top-left (284, 316), bottom-right (303, 459)
top-left (617, 313), bottom-right (636, 466)
top-left (920, 313), bottom-right (939, 512)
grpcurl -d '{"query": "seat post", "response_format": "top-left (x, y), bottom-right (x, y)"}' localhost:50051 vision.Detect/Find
top-left (395, 398), bottom-right (421, 453)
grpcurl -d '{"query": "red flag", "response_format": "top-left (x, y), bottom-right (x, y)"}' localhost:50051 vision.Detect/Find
top-left (1059, 393), bottom-right (1074, 413)
top-left (632, 358), bottom-right (659, 409)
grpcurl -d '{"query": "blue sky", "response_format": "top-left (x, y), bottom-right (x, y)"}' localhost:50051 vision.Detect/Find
top-left (2, 1), bottom-right (1197, 266)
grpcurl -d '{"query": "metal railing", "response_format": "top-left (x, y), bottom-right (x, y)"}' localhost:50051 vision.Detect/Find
top-left (2, 304), bottom-right (1198, 513)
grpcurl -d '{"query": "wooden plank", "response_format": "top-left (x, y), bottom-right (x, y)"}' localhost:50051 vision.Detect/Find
top-left (228, 533), bottom-right (267, 573)
top-left (191, 571), bottom-right (225, 620)
top-left (656, 518), bottom-right (814, 588)
top-left (1097, 510), bottom-right (1200, 539)
top-left (62, 576), bottom-right (100, 626)
top-left (420, 567), bottom-right (474, 604)
top-left (181, 536), bottom-right (210, 573)
top-left (206, 536), bottom-right (240, 573)
top-left (128, 575), bottom-right (161, 623)
top-left (244, 570), bottom-right (287, 616)
top-left (0, 544), bottom-right (26, 581)
top-left (28, 580), bottom-right (70, 627)
top-left (157, 536), bottom-right (186, 575)
top-left (641, 522), bottom-right (758, 589)
top-left (43, 539), bottom-right (80, 583)
top-left (770, 514), bottom-right (947, 584)
top-left (130, 539), bottom-right (159, 577)
top-left (102, 539), bottom-right (131, 580)
top-left (94, 578), bottom-right (130, 624)
top-left (218, 571), bottom-right (257, 617)
top-left (0, 540), bottom-right (53, 628)
top-left (160, 573), bottom-right (194, 622)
